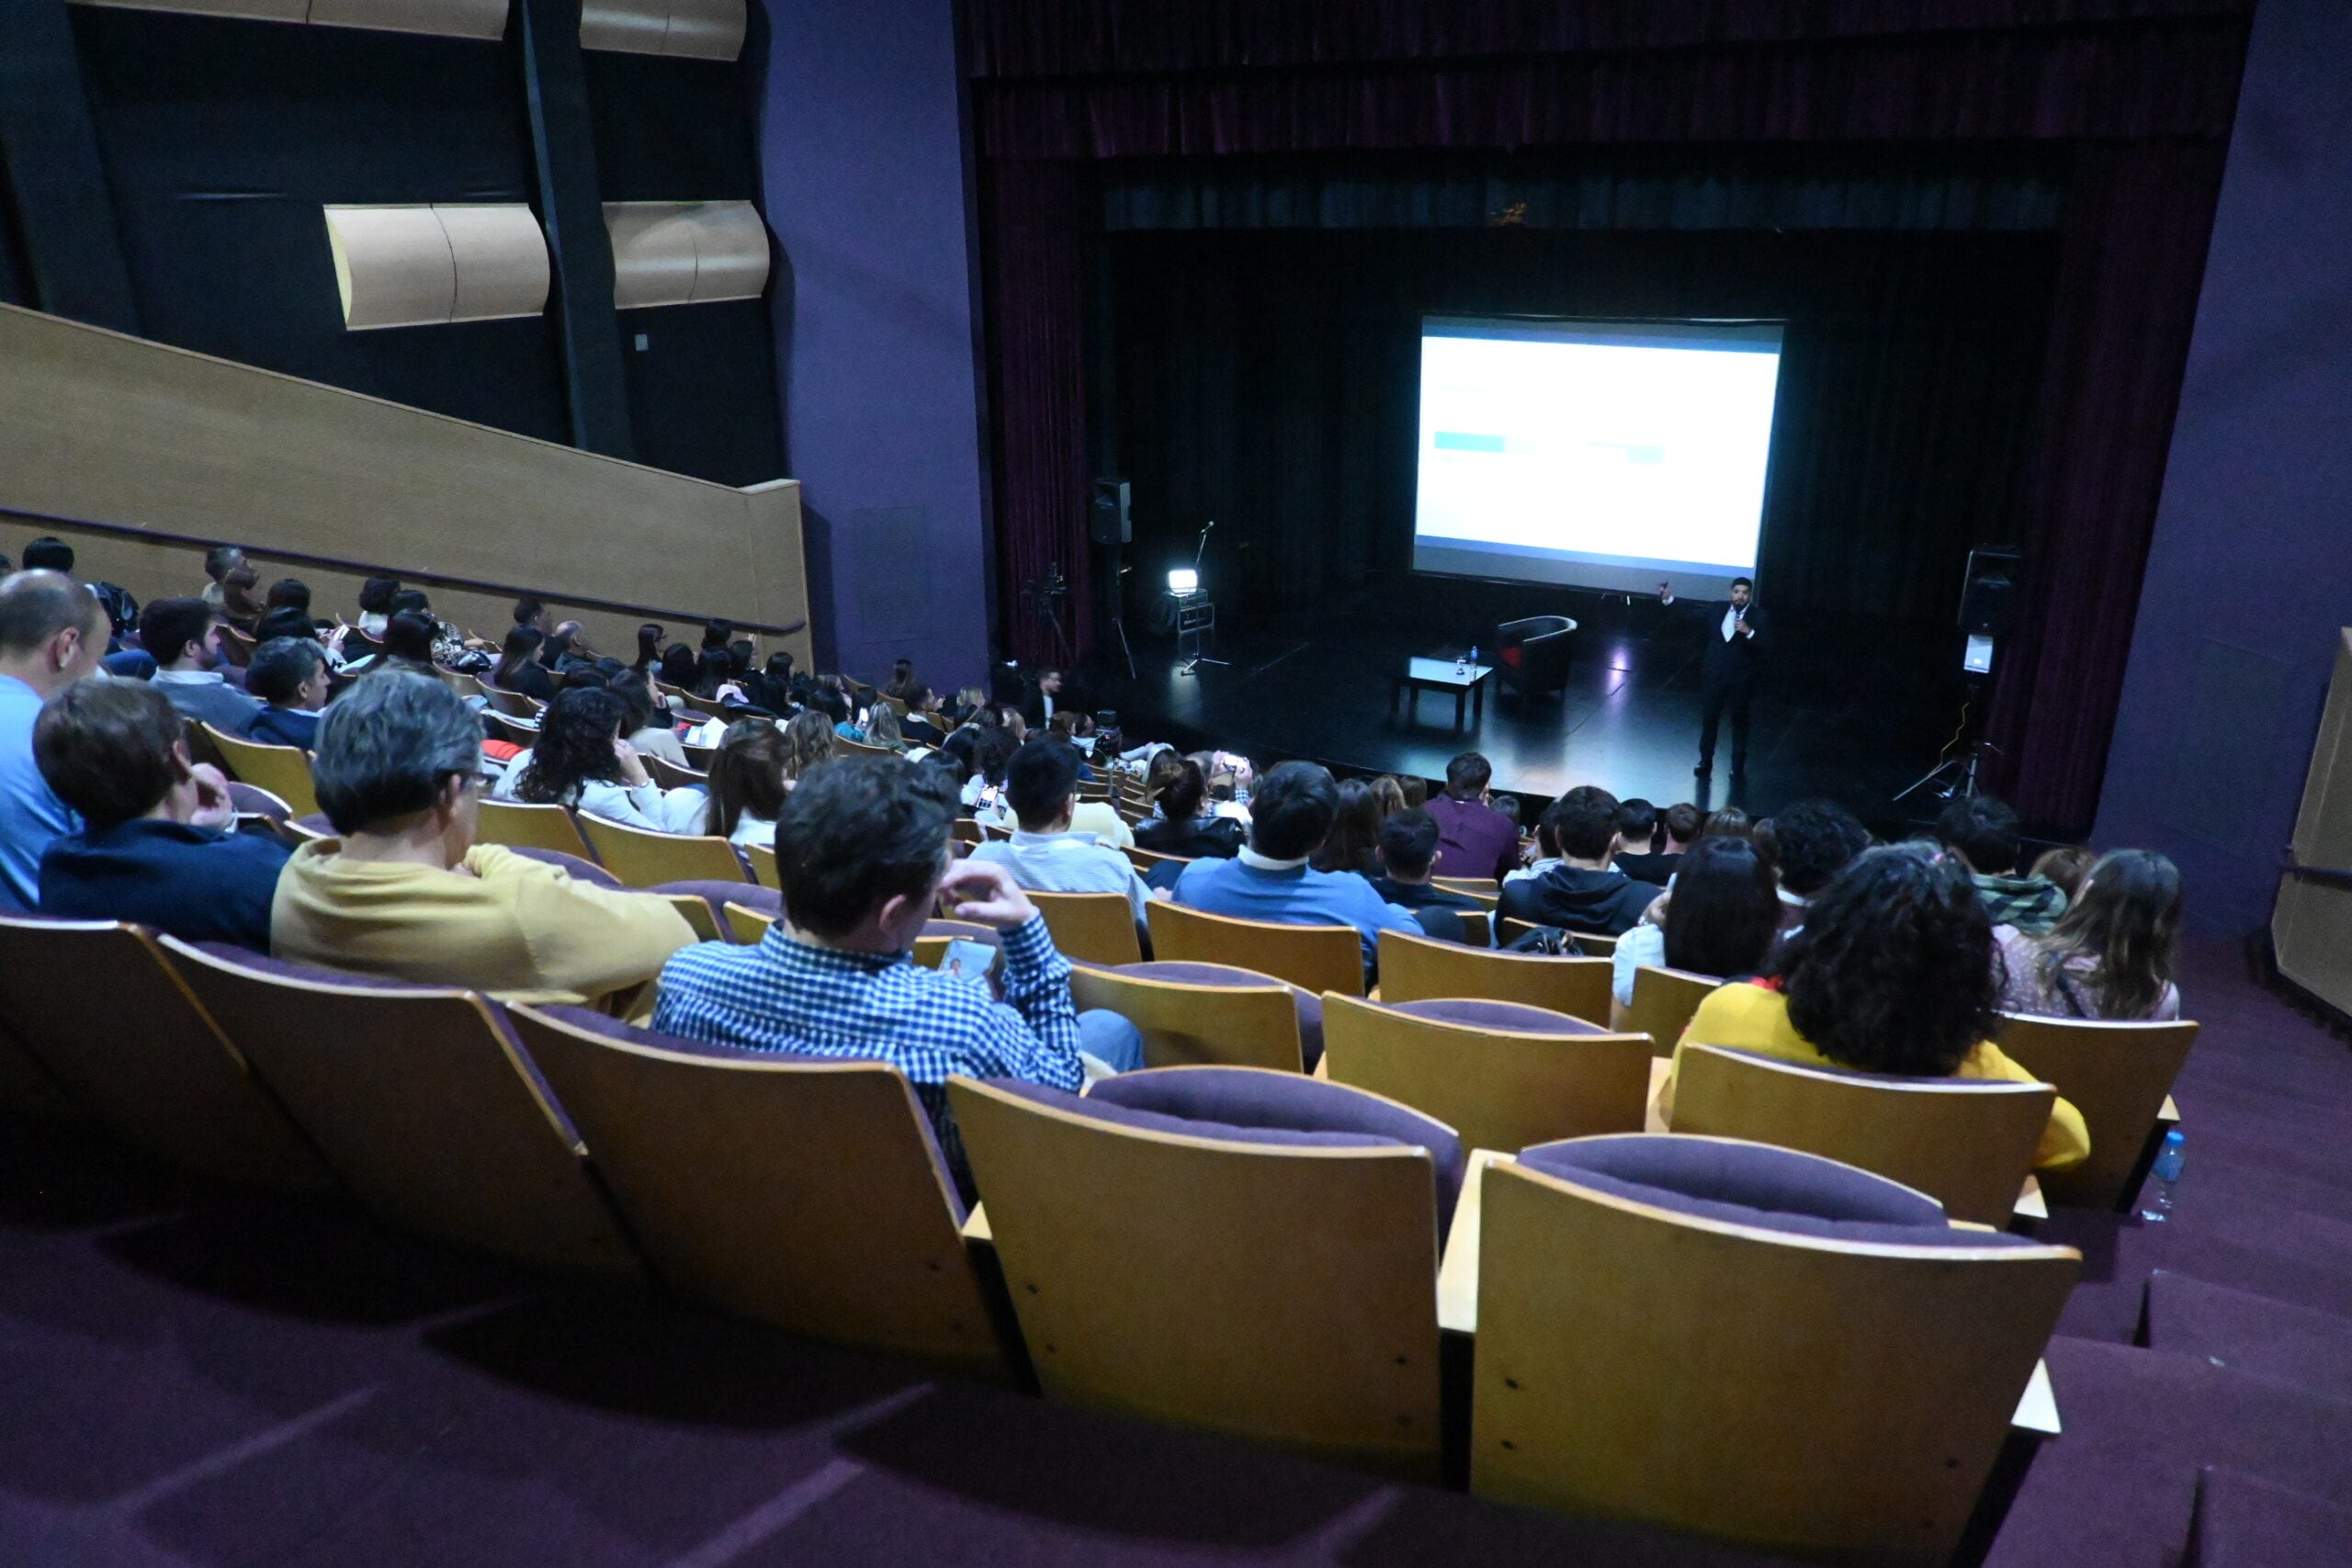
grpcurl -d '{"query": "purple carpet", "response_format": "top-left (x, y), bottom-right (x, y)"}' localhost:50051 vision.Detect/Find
top-left (2, 934), bottom-right (2347, 1564)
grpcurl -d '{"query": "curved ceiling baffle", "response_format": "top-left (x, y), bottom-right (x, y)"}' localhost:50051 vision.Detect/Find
top-left (604, 202), bottom-right (769, 308)
top-left (323, 205), bottom-right (550, 331)
top-left (67, 0), bottom-right (506, 38)
top-left (578, 0), bottom-right (743, 60)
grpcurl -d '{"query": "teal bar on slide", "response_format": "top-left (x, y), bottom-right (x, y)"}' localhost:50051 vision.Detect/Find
top-left (1433, 431), bottom-right (1506, 452)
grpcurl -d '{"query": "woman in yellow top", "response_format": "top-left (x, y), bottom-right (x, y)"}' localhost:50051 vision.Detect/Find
top-left (1659, 840), bottom-right (2089, 1172)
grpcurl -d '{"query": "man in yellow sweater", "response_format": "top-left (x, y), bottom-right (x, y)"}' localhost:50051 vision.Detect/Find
top-left (273, 671), bottom-right (693, 1008)
top-left (1657, 842), bottom-right (2088, 1173)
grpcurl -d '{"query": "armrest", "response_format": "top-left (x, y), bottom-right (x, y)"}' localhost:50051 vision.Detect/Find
top-left (1438, 1148), bottom-right (1508, 1337)
top-left (1645, 1057), bottom-right (1673, 1134)
top-left (2010, 1359), bottom-right (2061, 1438)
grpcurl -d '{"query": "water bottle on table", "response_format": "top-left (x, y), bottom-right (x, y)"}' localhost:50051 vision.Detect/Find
top-left (2141, 1129), bottom-right (2186, 1223)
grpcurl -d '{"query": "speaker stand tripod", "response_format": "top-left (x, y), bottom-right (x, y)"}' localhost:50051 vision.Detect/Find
top-left (1896, 739), bottom-right (1998, 805)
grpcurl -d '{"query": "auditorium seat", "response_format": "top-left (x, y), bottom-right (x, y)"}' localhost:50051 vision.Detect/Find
top-left (1146, 901), bottom-right (1363, 998)
top-left (1124, 843), bottom-right (1191, 875)
top-left (481, 685), bottom-right (544, 720)
top-left (576, 815), bottom-right (751, 887)
top-left (0, 917), bottom-right (329, 1190)
top-left (725, 900), bottom-right (775, 944)
top-left (1613, 964), bottom-right (1722, 1055)
top-left (1029, 890), bottom-right (1143, 965)
top-left (201, 722), bottom-right (322, 818)
top-left (1670, 1043), bottom-right (2052, 1227)
top-left (482, 710), bottom-right (541, 748)
top-left (915, 919), bottom-right (999, 968)
top-left (503, 845), bottom-right (621, 887)
top-left (0, 1014), bottom-right (74, 1120)
top-left (950, 818), bottom-right (986, 847)
top-left (157, 939), bottom-right (638, 1273)
top-left (646, 755), bottom-right (709, 792)
top-left (1320, 994), bottom-right (1649, 1151)
top-left (1474, 1134), bottom-right (2076, 1561)
top-left (476, 798), bottom-right (597, 861)
top-left (744, 840), bottom-right (779, 888)
top-left (949, 1066), bottom-right (1461, 1476)
top-left (507, 1003), bottom-right (1005, 1373)
top-left (1995, 1012), bottom-right (2199, 1211)
top-left (1376, 928), bottom-right (1611, 1024)
top-left (1069, 961), bottom-right (1307, 1072)
top-left (1497, 917), bottom-right (1618, 956)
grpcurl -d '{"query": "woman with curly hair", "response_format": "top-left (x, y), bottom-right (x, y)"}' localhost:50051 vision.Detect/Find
top-left (1660, 841), bottom-right (2089, 1172)
top-left (779, 708), bottom-right (836, 783)
top-left (1999, 849), bottom-right (2183, 1021)
top-left (494, 686), bottom-right (707, 833)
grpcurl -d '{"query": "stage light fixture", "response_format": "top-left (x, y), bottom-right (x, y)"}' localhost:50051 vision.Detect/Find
top-left (1167, 568), bottom-right (1199, 594)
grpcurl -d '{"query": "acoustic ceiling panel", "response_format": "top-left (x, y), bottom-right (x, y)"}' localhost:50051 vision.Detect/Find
top-left (69, 0), bottom-right (504, 37)
top-left (604, 201), bottom-right (769, 309)
top-left (324, 204), bottom-right (548, 331)
top-left (580, 0), bottom-right (742, 59)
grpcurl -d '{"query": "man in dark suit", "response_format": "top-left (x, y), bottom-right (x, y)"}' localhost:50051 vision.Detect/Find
top-left (1658, 576), bottom-right (1765, 782)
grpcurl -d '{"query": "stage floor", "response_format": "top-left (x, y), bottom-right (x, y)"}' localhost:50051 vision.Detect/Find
top-left (1085, 589), bottom-right (1968, 833)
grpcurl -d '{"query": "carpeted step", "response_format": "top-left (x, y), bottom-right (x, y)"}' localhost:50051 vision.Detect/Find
top-left (2185, 1466), bottom-right (2352, 1568)
top-left (1986, 1338), bottom-right (2352, 1568)
top-left (2144, 1270), bottom-right (2352, 1401)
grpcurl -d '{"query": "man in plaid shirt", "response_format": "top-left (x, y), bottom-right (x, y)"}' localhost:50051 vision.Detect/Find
top-left (653, 756), bottom-right (1143, 1181)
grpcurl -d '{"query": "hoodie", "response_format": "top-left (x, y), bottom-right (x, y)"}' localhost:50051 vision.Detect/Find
top-left (1496, 863), bottom-right (1659, 936)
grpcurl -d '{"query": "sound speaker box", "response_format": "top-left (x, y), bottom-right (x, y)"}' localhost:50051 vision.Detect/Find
top-left (1959, 547), bottom-right (2022, 637)
top-left (1091, 479), bottom-right (1131, 546)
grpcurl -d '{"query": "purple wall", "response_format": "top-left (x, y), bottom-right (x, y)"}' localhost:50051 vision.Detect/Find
top-left (2096, 0), bottom-right (2352, 932)
top-left (751, 0), bottom-right (992, 689)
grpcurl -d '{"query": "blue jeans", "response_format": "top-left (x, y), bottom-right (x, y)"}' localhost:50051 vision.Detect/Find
top-left (1077, 1007), bottom-right (1146, 1073)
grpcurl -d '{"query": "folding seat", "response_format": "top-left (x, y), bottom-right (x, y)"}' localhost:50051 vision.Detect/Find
top-left (1376, 928), bottom-right (1611, 1024)
top-left (1147, 901), bottom-right (1362, 997)
top-left (1995, 1012), bottom-right (2198, 1209)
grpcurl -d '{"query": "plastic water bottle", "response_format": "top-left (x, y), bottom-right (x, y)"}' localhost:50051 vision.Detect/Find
top-left (2141, 1129), bottom-right (2186, 1224)
top-left (1468, 644), bottom-right (1480, 671)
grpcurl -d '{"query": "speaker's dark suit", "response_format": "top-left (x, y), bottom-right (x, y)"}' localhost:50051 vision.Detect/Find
top-left (1679, 598), bottom-right (1765, 773)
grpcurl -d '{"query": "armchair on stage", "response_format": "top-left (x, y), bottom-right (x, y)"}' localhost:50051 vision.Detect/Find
top-left (1493, 615), bottom-right (1576, 699)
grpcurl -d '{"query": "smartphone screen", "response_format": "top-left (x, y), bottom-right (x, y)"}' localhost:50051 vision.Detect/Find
top-left (939, 938), bottom-right (997, 982)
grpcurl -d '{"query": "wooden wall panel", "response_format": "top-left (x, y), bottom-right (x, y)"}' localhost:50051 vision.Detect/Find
top-left (0, 303), bottom-right (807, 660)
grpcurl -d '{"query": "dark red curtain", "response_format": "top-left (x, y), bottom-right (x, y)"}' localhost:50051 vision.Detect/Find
top-left (967, 0), bottom-right (2252, 832)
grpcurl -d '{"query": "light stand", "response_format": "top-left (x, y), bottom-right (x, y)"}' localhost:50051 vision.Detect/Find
top-left (1020, 565), bottom-right (1073, 668)
top-left (1895, 665), bottom-right (1996, 806)
top-left (1171, 520), bottom-right (1227, 676)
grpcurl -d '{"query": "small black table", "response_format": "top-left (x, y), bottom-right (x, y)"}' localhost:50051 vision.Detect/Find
top-left (1389, 657), bottom-right (1496, 730)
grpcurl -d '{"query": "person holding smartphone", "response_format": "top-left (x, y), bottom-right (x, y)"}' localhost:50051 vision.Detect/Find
top-left (653, 756), bottom-right (1146, 1189)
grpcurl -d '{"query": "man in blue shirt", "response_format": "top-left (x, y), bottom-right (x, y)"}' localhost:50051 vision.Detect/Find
top-left (0, 570), bottom-right (109, 909)
top-left (35, 681), bottom-right (289, 950)
top-left (1171, 760), bottom-right (1423, 966)
top-left (141, 597), bottom-right (263, 736)
top-left (967, 737), bottom-right (1155, 922)
top-left (653, 756), bottom-right (1143, 1184)
top-left (242, 636), bottom-right (331, 750)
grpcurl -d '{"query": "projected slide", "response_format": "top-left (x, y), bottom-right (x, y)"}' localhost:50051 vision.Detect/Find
top-left (1412, 317), bottom-right (1783, 598)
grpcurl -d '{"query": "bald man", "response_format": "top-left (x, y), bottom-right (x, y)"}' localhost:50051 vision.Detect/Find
top-left (0, 571), bottom-right (108, 908)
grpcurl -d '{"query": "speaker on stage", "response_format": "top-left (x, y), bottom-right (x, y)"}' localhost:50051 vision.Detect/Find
top-left (1090, 478), bottom-right (1131, 546)
top-left (1959, 547), bottom-right (2022, 637)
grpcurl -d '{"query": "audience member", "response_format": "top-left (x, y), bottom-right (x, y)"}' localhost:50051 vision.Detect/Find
top-left (656, 643), bottom-right (698, 690)
top-left (1610, 835), bottom-right (1781, 1005)
top-left (242, 637), bottom-right (331, 749)
top-left (491, 626), bottom-right (557, 700)
top-left (0, 571), bottom-right (111, 908)
top-left (1937, 795), bottom-right (2069, 933)
top-left (1367, 807), bottom-right (1488, 945)
top-left (1022, 666), bottom-right (1067, 727)
top-left (251, 606), bottom-right (319, 649)
top-left (1425, 751), bottom-right (1521, 882)
top-left (353, 577), bottom-right (401, 639)
top-left (140, 598), bottom-right (264, 733)
top-left (653, 757), bottom-right (1143, 1182)
top-left (901, 686), bottom-right (947, 744)
top-left (513, 596), bottom-right (554, 636)
top-left (1310, 778), bottom-right (1385, 877)
top-left (388, 590), bottom-right (467, 664)
top-left (1702, 806), bottom-right (1753, 842)
top-left (1366, 774), bottom-right (1407, 823)
top-left (2029, 844), bottom-right (2097, 904)
top-left (882, 657), bottom-right (916, 703)
top-left (1769, 797), bottom-right (1871, 930)
top-left (1496, 785), bottom-right (1660, 936)
top-left (1396, 773), bottom-right (1429, 809)
top-left (496, 686), bottom-right (707, 833)
top-left (968, 739), bottom-right (1154, 921)
top-left (1614, 798), bottom-right (1681, 885)
top-left (33, 681), bottom-right (289, 948)
top-left (703, 719), bottom-right (788, 848)
top-left (201, 547), bottom-right (265, 627)
top-left (22, 537), bottom-right (74, 573)
top-left (632, 623), bottom-right (663, 673)
top-left (341, 610), bottom-right (437, 676)
top-left (609, 671), bottom-right (688, 766)
top-left (264, 578), bottom-right (313, 621)
top-left (1999, 848), bottom-right (2183, 1021)
top-left (275, 671), bottom-right (691, 1005)
top-left (781, 707), bottom-right (839, 785)
top-left (1171, 761), bottom-right (1420, 964)
top-left (1662, 841), bottom-right (2089, 1171)
top-left (1132, 757), bottom-right (1245, 860)
top-left (865, 703), bottom-right (907, 753)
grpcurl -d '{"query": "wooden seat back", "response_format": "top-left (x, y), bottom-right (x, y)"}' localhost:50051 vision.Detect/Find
top-left (481, 685), bottom-right (543, 719)
top-left (1376, 929), bottom-right (1611, 1024)
top-left (949, 1074), bottom-right (1442, 1474)
top-left (725, 901), bottom-right (775, 944)
top-left (1147, 901), bottom-right (1363, 998)
top-left (1321, 994), bottom-right (1649, 1151)
top-left (159, 939), bottom-right (636, 1271)
top-left (1615, 964), bottom-right (1724, 1056)
top-left (1473, 1150), bottom-right (2079, 1560)
top-left (744, 840), bottom-right (779, 889)
top-left (575, 815), bottom-right (750, 888)
top-left (475, 799), bottom-right (596, 861)
top-left (1124, 843), bottom-right (1191, 875)
top-left (646, 755), bottom-right (708, 793)
top-left (481, 710), bottom-right (541, 748)
top-left (1994, 1012), bottom-right (2199, 1209)
top-left (1030, 890), bottom-right (1144, 965)
top-left (1069, 964), bottom-right (1302, 1072)
top-left (201, 723), bottom-right (321, 818)
top-left (0, 918), bottom-right (327, 1188)
top-left (510, 1005), bottom-right (1001, 1371)
top-left (1671, 1044), bottom-right (2053, 1226)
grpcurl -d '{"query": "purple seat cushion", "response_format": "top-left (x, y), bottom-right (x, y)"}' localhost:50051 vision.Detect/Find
top-left (189, 942), bottom-right (443, 992)
top-left (225, 782), bottom-right (289, 821)
top-left (654, 881), bottom-right (782, 921)
top-left (509, 846), bottom-right (621, 888)
top-left (1097, 959), bottom-right (1323, 1069)
top-left (1391, 998), bottom-right (1607, 1035)
top-left (1518, 1134), bottom-right (2041, 1249)
top-left (1086, 1066), bottom-right (1463, 1238)
top-left (293, 812), bottom-right (334, 837)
